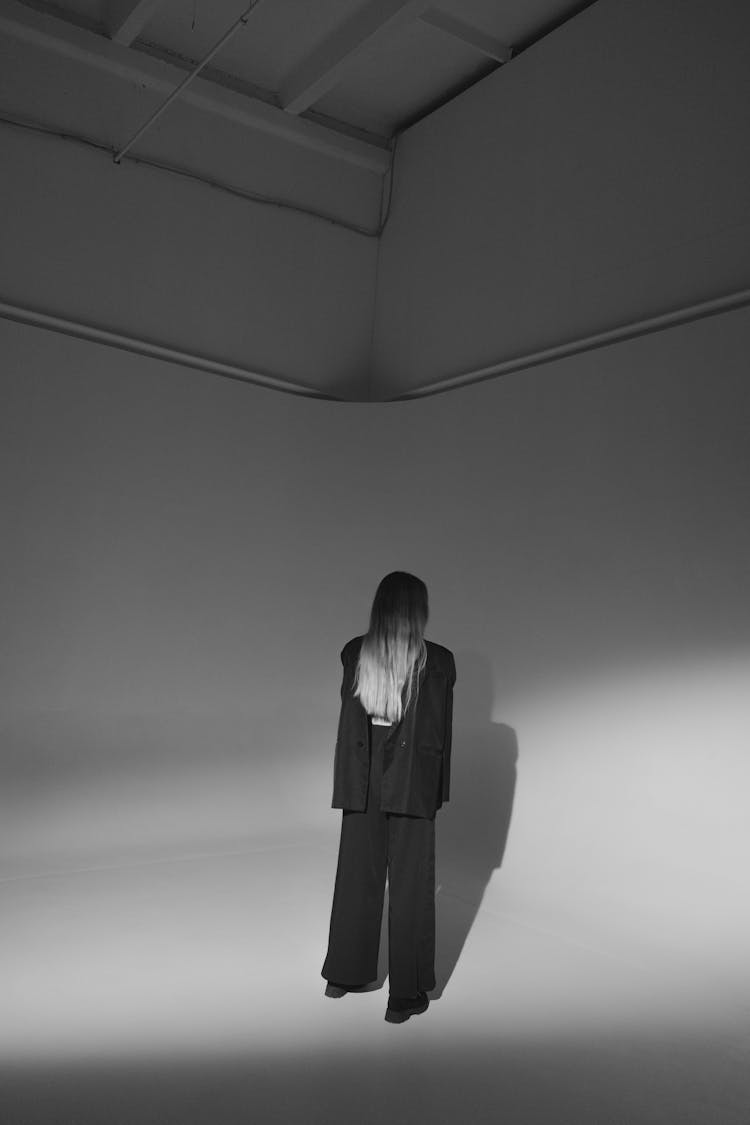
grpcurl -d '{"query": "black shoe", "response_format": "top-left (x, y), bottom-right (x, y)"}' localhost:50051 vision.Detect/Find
top-left (325, 981), bottom-right (369, 998)
top-left (385, 991), bottom-right (429, 1023)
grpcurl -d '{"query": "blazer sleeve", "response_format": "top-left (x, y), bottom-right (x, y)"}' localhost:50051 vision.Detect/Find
top-left (441, 653), bottom-right (456, 804)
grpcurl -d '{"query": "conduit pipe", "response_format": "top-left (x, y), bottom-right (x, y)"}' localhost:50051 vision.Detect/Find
top-left (113, 0), bottom-right (266, 164)
top-left (1, 287), bottom-right (749, 402)
top-left (0, 298), bottom-right (339, 399)
top-left (387, 286), bottom-right (750, 400)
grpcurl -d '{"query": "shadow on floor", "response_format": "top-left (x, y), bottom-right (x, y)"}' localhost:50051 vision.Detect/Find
top-left (370, 650), bottom-right (518, 999)
top-left (432, 649), bottom-right (518, 999)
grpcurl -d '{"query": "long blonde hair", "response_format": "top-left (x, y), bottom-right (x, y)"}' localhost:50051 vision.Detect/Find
top-left (353, 571), bottom-right (429, 723)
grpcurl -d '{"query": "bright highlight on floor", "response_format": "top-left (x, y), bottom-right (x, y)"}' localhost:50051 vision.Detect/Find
top-left (3, 653), bottom-right (749, 1123)
top-left (2, 838), bottom-right (748, 1124)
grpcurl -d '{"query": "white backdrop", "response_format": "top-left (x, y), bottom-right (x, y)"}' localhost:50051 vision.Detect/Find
top-left (2, 306), bottom-right (749, 1000)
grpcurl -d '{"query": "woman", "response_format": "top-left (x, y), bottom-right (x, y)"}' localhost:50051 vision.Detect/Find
top-left (321, 571), bottom-right (456, 1024)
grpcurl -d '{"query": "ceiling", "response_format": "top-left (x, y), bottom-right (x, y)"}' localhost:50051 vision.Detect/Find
top-left (9, 0), bottom-right (595, 156)
top-left (0, 0), bottom-right (603, 398)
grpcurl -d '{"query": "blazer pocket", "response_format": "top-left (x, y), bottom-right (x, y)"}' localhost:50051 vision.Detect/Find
top-left (417, 744), bottom-right (442, 756)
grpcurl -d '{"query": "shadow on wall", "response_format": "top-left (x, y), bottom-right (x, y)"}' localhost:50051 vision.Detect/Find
top-left (433, 649), bottom-right (518, 998)
top-left (372, 650), bottom-right (518, 998)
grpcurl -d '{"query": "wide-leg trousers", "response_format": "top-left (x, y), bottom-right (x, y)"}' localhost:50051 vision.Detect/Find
top-left (321, 718), bottom-right (436, 998)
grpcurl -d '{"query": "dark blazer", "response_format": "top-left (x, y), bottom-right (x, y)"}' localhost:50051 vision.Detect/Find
top-left (331, 635), bottom-right (457, 819)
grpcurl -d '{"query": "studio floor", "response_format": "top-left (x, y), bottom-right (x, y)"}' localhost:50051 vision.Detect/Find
top-left (2, 835), bottom-right (748, 1125)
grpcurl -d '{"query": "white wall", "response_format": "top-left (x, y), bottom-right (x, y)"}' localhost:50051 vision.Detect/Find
top-left (2, 0), bottom-right (749, 1019)
top-left (372, 0), bottom-right (750, 395)
top-left (2, 303), bottom-right (749, 987)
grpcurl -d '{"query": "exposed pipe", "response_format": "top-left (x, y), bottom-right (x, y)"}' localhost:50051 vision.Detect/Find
top-left (387, 287), bottom-right (750, 400)
top-left (113, 0), bottom-right (266, 164)
top-left (0, 298), bottom-right (341, 400)
top-left (2, 286), bottom-right (749, 403)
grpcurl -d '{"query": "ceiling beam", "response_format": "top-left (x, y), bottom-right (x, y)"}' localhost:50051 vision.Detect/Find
top-left (105, 0), bottom-right (165, 46)
top-left (419, 8), bottom-right (512, 62)
top-left (280, 0), bottom-right (429, 115)
top-left (0, 0), bottom-right (390, 172)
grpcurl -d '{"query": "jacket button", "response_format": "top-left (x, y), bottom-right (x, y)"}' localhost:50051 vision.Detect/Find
top-left (400, 740), bottom-right (406, 747)
top-left (356, 739), bottom-right (364, 747)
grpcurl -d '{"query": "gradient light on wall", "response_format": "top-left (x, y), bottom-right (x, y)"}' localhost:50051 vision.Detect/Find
top-left (1, 304), bottom-right (749, 1067)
